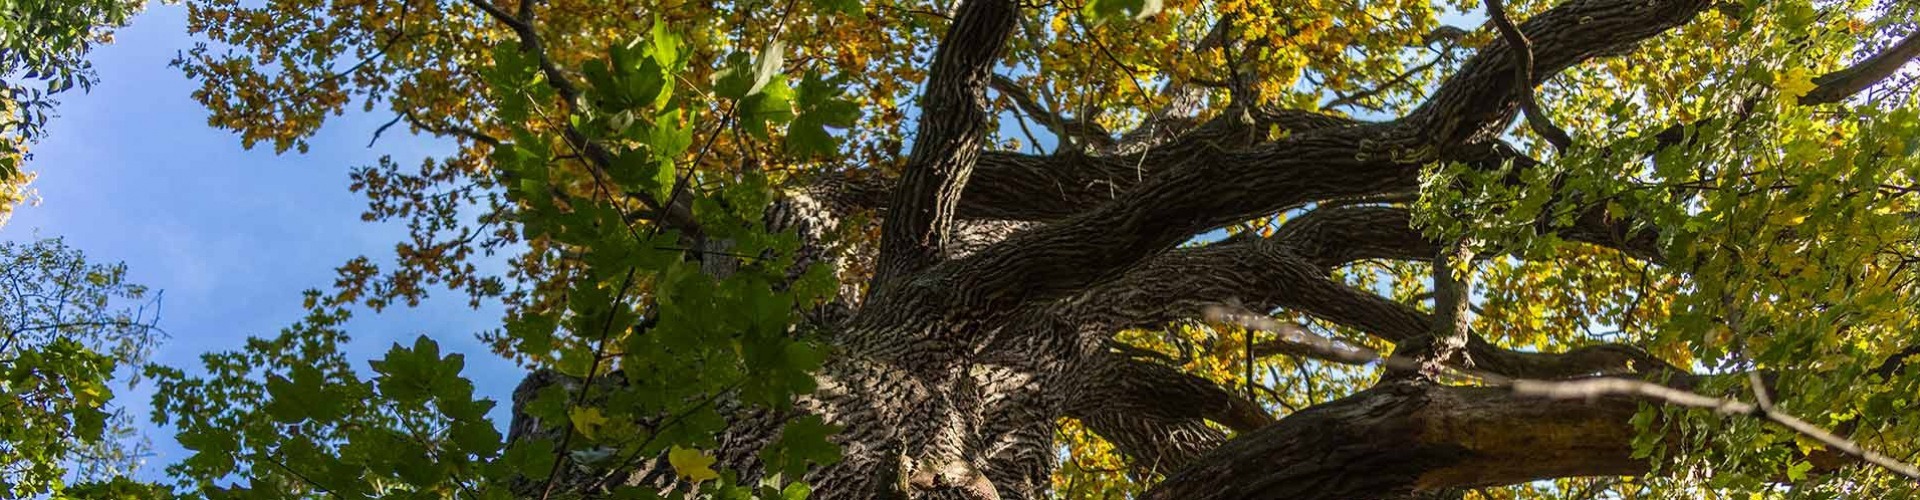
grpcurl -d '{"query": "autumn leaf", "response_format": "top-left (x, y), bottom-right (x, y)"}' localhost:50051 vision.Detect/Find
top-left (668, 445), bottom-right (721, 483)
top-left (569, 407), bottom-right (608, 440)
top-left (1775, 67), bottom-right (1817, 100)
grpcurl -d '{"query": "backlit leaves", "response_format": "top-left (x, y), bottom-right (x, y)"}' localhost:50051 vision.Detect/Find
top-left (0, 239), bottom-right (160, 497)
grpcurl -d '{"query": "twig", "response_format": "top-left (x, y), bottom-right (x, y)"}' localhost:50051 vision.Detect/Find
top-left (538, 268), bottom-right (638, 500)
top-left (1484, 0), bottom-right (1573, 152)
top-left (259, 452), bottom-right (343, 499)
top-left (1511, 377), bottom-right (1920, 481)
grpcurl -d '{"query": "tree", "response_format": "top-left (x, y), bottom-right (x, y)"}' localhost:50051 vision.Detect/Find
top-left (0, 238), bottom-right (165, 497)
top-left (0, 0), bottom-right (146, 227)
top-left (145, 0), bottom-right (1920, 498)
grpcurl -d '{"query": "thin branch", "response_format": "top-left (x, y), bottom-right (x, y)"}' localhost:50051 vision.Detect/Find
top-left (1512, 377), bottom-right (1920, 480)
top-left (537, 268), bottom-right (637, 500)
top-left (259, 452), bottom-right (343, 499)
top-left (989, 74), bottom-right (1111, 150)
top-left (462, 0), bottom-right (698, 234)
top-left (1484, 0), bottom-right (1573, 152)
top-left (1324, 51), bottom-right (1446, 111)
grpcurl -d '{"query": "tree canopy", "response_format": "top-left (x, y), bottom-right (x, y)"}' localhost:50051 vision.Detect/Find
top-left (0, 0), bottom-right (144, 225)
top-left (1, 238), bottom-right (164, 497)
top-left (9, 0), bottom-right (1920, 498)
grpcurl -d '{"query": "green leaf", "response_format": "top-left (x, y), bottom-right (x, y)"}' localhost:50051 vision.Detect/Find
top-left (1787, 460), bottom-right (1812, 481)
top-left (503, 438), bottom-right (557, 481)
top-left (748, 40), bottom-right (787, 97)
top-left (570, 406), bottom-right (609, 440)
top-left (810, 0), bottom-right (860, 15)
top-left (740, 76), bottom-right (794, 139)
top-left (758, 415), bottom-right (842, 478)
top-left (648, 17), bottom-right (684, 71)
top-left (450, 419), bottom-right (503, 457)
top-left (713, 52), bottom-right (756, 100)
top-left (1082, 0), bottom-right (1161, 24)
top-left (650, 108), bottom-right (694, 160)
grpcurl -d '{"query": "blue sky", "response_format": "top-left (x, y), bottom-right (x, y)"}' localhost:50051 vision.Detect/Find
top-left (2, 4), bottom-right (521, 480)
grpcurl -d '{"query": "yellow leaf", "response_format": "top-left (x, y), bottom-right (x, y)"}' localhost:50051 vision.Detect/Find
top-left (668, 445), bottom-right (721, 483)
top-left (1794, 433), bottom-right (1826, 454)
top-left (569, 407), bottom-right (608, 440)
top-left (1775, 67), bottom-right (1816, 101)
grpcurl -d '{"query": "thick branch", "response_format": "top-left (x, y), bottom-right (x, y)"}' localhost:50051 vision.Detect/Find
top-left (921, 0), bottom-right (1714, 315)
top-left (1066, 236), bottom-right (1428, 338)
top-left (1515, 377), bottom-right (1920, 480)
top-left (841, 108), bottom-right (1359, 222)
top-left (1406, 0), bottom-right (1711, 147)
top-left (1390, 241), bottom-right (1475, 380)
top-left (1064, 353), bottom-right (1274, 475)
top-left (1142, 382), bottom-right (1646, 500)
top-left (1803, 30), bottom-right (1920, 105)
top-left (1270, 205), bottom-right (1436, 270)
top-left (874, 0), bottom-right (1019, 285)
top-left (1077, 207), bottom-right (1681, 381)
top-left (1076, 354), bottom-right (1275, 433)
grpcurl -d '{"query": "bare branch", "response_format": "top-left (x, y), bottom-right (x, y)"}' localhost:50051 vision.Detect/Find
top-left (1483, 0), bottom-right (1574, 151)
top-left (1513, 377), bottom-right (1920, 480)
top-left (989, 74), bottom-right (1114, 150)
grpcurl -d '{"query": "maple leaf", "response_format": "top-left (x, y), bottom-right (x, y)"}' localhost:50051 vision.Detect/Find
top-left (1776, 67), bottom-right (1817, 101)
top-left (569, 407), bottom-right (608, 440)
top-left (668, 446), bottom-right (721, 483)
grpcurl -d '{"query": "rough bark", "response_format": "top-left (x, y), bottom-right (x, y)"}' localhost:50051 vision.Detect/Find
top-left (1142, 382), bottom-right (1647, 500)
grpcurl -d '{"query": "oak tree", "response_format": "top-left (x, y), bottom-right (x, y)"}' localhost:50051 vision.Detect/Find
top-left (146, 0), bottom-right (1920, 498)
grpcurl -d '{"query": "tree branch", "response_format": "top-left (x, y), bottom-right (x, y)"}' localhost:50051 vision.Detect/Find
top-left (462, 0), bottom-right (700, 235)
top-left (914, 0), bottom-right (1715, 317)
top-left (1483, 0), bottom-right (1574, 151)
top-left (835, 107), bottom-right (1358, 222)
top-left (1405, 0), bottom-right (1710, 148)
top-left (1513, 377), bottom-right (1920, 480)
top-left (873, 0), bottom-right (1020, 286)
top-left (1142, 381), bottom-right (1647, 500)
top-left (1062, 353), bottom-right (1274, 476)
top-left (989, 74), bottom-right (1114, 151)
top-left (1802, 30), bottom-right (1920, 105)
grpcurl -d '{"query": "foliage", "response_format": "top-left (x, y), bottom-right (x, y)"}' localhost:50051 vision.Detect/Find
top-left (144, 13), bottom-right (850, 498)
top-left (0, 0), bottom-right (147, 226)
top-left (0, 238), bottom-right (164, 497)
